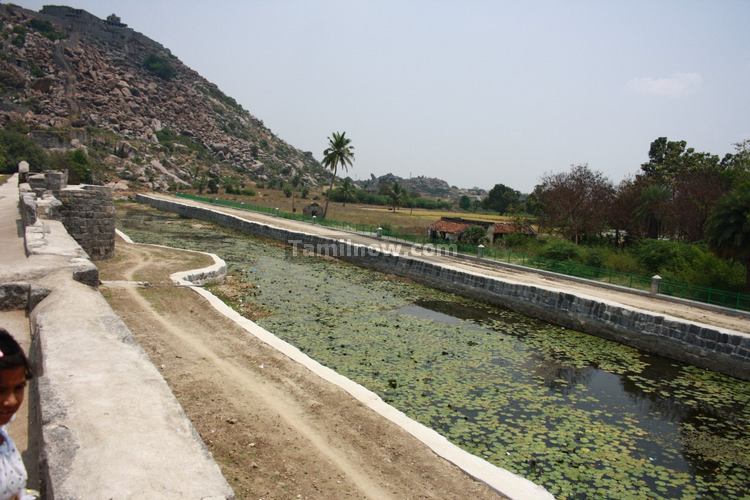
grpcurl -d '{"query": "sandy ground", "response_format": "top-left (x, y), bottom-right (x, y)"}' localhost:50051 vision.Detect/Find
top-left (146, 194), bottom-right (750, 335)
top-left (98, 238), bottom-right (502, 500)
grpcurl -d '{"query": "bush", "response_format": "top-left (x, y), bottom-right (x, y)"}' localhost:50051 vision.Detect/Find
top-left (540, 239), bottom-right (581, 261)
top-left (501, 233), bottom-right (535, 249)
top-left (143, 53), bottom-right (176, 80)
top-left (604, 252), bottom-right (641, 273)
top-left (11, 25), bottom-right (26, 48)
top-left (28, 19), bottom-right (65, 40)
top-left (583, 248), bottom-right (606, 268)
top-left (461, 226), bottom-right (489, 245)
top-left (283, 185), bottom-right (293, 198)
top-left (633, 240), bottom-right (682, 274)
top-left (0, 124), bottom-right (48, 172)
top-left (48, 149), bottom-right (92, 184)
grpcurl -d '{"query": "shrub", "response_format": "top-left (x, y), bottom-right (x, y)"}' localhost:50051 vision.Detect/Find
top-left (633, 240), bottom-right (682, 274)
top-left (11, 25), bottom-right (26, 48)
top-left (461, 226), bottom-right (490, 245)
top-left (0, 124), bottom-right (48, 172)
top-left (540, 239), bottom-right (581, 261)
top-left (48, 149), bottom-right (93, 184)
top-left (604, 252), bottom-right (641, 274)
top-left (283, 185), bottom-right (292, 198)
top-left (501, 233), bottom-right (534, 249)
top-left (143, 53), bottom-right (176, 80)
top-left (583, 248), bottom-right (606, 268)
top-left (28, 19), bottom-right (65, 40)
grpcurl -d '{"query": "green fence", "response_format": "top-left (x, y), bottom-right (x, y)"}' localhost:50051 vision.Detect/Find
top-left (174, 193), bottom-right (750, 312)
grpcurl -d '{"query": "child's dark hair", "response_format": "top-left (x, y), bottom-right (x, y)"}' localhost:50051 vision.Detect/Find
top-left (0, 328), bottom-right (33, 379)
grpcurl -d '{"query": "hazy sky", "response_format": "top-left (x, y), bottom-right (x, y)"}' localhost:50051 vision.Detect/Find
top-left (14, 0), bottom-right (750, 192)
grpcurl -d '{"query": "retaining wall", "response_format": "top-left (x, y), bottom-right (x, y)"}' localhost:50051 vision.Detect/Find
top-left (137, 194), bottom-right (750, 380)
top-left (57, 185), bottom-right (115, 260)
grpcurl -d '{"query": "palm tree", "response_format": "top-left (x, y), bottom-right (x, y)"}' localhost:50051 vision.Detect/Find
top-left (705, 183), bottom-right (750, 290)
top-left (388, 182), bottom-right (406, 212)
top-left (634, 183), bottom-right (672, 239)
top-left (339, 177), bottom-right (356, 206)
top-left (322, 131), bottom-right (354, 218)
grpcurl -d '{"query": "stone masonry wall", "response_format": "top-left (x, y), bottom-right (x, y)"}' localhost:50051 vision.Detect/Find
top-left (137, 195), bottom-right (750, 381)
top-left (57, 186), bottom-right (115, 260)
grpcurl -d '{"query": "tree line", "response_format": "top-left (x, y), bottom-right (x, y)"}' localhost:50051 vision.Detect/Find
top-left (482, 137), bottom-right (750, 288)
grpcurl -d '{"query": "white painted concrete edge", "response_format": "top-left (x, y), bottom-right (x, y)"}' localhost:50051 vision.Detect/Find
top-left (117, 227), bottom-right (553, 500)
top-left (115, 228), bottom-right (134, 244)
top-left (115, 228), bottom-right (227, 286)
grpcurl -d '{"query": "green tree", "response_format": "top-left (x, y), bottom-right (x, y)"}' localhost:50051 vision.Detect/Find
top-left (193, 174), bottom-right (208, 194)
top-left (339, 177), bottom-right (356, 207)
top-left (483, 183), bottom-right (521, 213)
top-left (705, 182), bottom-right (750, 290)
top-left (322, 131), bottom-right (354, 218)
top-left (0, 123), bottom-right (48, 172)
top-left (459, 195), bottom-right (472, 210)
top-left (290, 173), bottom-right (303, 211)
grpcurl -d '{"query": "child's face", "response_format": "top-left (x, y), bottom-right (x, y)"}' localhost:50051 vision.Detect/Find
top-left (0, 367), bottom-right (26, 426)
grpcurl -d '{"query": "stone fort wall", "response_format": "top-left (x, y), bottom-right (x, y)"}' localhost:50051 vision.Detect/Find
top-left (137, 194), bottom-right (750, 381)
top-left (24, 171), bottom-right (115, 260)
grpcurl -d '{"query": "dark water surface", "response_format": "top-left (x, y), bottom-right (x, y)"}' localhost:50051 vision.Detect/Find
top-left (119, 205), bottom-right (750, 499)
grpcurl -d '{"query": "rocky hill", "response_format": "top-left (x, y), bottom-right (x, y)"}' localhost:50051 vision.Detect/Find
top-left (358, 172), bottom-right (487, 200)
top-left (0, 4), bottom-right (327, 191)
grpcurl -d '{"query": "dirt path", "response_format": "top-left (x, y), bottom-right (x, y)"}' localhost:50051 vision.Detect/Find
top-left (146, 194), bottom-right (750, 334)
top-left (99, 238), bottom-right (502, 500)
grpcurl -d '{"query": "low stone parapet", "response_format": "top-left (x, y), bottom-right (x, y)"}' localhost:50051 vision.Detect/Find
top-left (30, 271), bottom-right (234, 499)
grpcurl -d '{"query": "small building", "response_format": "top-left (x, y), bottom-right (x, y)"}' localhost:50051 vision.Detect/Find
top-left (490, 221), bottom-right (536, 242)
top-left (428, 217), bottom-right (535, 242)
top-left (302, 202), bottom-right (323, 217)
top-left (106, 14), bottom-right (127, 27)
top-left (427, 218), bottom-right (474, 241)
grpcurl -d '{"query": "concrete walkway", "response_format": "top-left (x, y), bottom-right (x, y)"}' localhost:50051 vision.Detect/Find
top-left (147, 193), bottom-right (750, 335)
top-left (0, 174), bottom-right (27, 265)
top-left (0, 175), bottom-right (69, 282)
top-left (1, 176), bottom-right (234, 498)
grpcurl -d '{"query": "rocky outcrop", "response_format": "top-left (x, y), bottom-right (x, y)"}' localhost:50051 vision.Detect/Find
top-left (360, 172), bottom-right (487, 200)
top-left (0, 4), bottom-right (327, 190)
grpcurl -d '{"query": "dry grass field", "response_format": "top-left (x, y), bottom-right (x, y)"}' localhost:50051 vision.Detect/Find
top-left (197, 186), bottom-right (516, 236)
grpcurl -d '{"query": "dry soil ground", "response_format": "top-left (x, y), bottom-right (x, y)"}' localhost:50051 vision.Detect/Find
top-left (98, 238), bottom-right (502, 500)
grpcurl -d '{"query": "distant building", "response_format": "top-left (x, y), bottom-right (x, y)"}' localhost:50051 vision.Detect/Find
top-left (427, 217), bottom-right (535, 242)
top-left (427, 218), bottom-right (473, 241)
top-left (489, 221), bottom-right (536, 242)
top-left (106, 14), bottom-right (127, 27)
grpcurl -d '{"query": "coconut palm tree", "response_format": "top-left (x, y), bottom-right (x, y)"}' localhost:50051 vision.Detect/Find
top-left (705, 182), bottom-right (750, 290)
top-left (387, 182), bottom-right (406, 212)
top-left (322, 131), bottom-right (354, 218)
